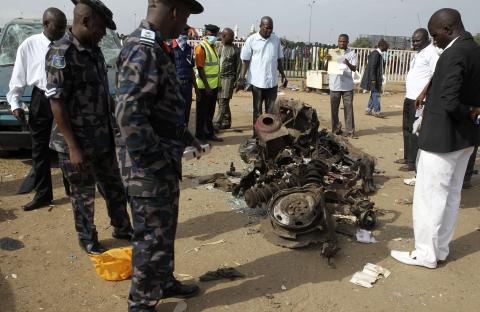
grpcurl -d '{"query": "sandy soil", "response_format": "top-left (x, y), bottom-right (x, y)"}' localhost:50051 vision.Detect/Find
top-left (1, 88), bottom-right (479, 312)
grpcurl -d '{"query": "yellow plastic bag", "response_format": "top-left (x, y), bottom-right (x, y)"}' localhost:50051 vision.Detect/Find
top-left (89, 247), bottom-right (132, 281)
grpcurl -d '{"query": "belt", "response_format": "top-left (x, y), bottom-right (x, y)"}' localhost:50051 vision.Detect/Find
top-left (152, 121), bottom-right (187, 141)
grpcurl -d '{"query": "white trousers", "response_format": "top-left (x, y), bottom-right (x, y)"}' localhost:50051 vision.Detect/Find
top-left (413, 147), bottom-right (474, 265)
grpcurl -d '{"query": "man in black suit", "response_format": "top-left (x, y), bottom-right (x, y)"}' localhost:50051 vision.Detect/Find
top-left (361, 39), bottom-right (389, 118)
top-left (391, 8), bottom-right (480, 269)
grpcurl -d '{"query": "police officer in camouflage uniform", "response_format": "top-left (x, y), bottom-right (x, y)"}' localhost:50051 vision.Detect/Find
top-left (45, 0), bottom-right (132, 255)
top-left (115, 0), bottom-right (204, 311)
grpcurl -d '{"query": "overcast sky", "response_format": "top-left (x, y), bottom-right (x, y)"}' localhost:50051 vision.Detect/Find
top-left (0, 0), bottom-right (478, 43)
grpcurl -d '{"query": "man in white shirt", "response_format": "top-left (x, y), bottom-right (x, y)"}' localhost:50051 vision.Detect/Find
top-left (7, 8), bottom-right (67, 211)
top-left (396, 28), bottom-right (439, 172)
top-left (327, 34), bottom-right (358, 137)
top-left (236, 16), bottom-right (287, 133)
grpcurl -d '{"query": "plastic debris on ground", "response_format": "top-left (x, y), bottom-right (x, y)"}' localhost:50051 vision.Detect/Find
top-left (403, 177), bottom-right (416, 186)
top-left (0, 237), bottom-right (25, 251)
top-left (395, 198), bottom-right (413, 205)
top-left (355, 229), bottom-right (378, 244)
top-left (198, 173), bottom-right (238, 192)
top-left (173, 301), bottom-right (188, 312)
top-left (350, 263), bottom-right (391, 288)
top-left (227, 198), bottom-right (268, 217)
top-left (185, 239), bottom-right (226, 253)
top-left (290, 85), bottom-right (300, 91)
top-left (175, 273), bottom-right (194, 281)
top-left (199, 267), bottom-right (246, 282)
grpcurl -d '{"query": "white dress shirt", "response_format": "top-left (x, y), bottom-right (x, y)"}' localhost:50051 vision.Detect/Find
top-left (328, 48), bottom-right (358, 92)
top-left (240, 32), bottom-right (283, 89)
top-left (444, 36), bottom-right (460, 51)
top-left (405, 43), bottom-right (439, 100)
top-left (7, 32), bottom-right (51, 112)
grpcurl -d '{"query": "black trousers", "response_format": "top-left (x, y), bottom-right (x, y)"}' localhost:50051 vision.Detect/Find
top-left (28, 87), bottom-right (53, 202)
top-left (178, 79), bottom-right (193, 126)
top-left (195, 88), bottom-right (218, 140)
top-left (402, 98), bottom-right (419, 166)
top-left (252, 85), bottom-right (278, 125)
top-left (464, 145), bottom-right (478, 182)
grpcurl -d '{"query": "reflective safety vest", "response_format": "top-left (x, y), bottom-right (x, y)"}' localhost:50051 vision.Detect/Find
top-left (195, 40), bottom-right (219, 89)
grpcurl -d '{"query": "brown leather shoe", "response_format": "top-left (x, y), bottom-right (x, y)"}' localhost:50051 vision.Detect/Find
top-left (394, 158), bottom-right (407, 164)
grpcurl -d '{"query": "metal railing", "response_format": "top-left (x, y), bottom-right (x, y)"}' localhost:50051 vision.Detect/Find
top-left (189, 41), bottom-right (416, 83)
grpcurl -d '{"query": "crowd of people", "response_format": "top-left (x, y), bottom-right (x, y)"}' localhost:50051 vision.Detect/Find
top-left (5, 0), bottom-right (479, 311)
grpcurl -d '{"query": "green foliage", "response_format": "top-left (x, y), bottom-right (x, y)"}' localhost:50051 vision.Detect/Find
top-left (474, 33), bottom-right (480, 45)
top-left (351, 37), bottom-right (372, 48)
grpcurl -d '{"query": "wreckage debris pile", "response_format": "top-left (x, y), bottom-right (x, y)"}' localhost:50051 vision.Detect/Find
top-left (231, 98), bottom-right (379, 257)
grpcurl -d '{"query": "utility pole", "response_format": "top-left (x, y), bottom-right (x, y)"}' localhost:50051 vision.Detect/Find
top-left (308, 0), bottom-right (316, 44)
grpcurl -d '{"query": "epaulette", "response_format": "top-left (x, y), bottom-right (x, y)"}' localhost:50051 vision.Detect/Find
top-left (139, 29), bottom-right (156, 47)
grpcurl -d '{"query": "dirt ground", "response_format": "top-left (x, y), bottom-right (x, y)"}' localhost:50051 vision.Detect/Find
top-left (1, 87), bottom-right (479, 312)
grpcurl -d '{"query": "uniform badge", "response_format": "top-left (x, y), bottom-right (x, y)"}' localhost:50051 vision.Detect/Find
top-left (51, 54), bottom-right (66, 69)
top-left (140, 29), bottom-right (155, 47)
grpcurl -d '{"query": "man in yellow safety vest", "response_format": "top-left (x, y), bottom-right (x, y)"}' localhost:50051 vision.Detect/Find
top-left (194, 24), bottom-right (222, 142)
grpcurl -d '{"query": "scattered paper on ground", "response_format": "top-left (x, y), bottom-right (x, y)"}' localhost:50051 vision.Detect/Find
top-left (356, 229), bottom-right (378, 244)
top-left (350, 263), bottom-right (391, 288)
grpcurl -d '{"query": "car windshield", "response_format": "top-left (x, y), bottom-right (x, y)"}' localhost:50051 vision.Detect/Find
top-left (0, 23), bottom-right (43, 65)
top-left (0, 22), bottom-right (121, 66)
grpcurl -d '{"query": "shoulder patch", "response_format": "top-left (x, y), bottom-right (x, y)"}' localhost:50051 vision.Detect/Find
top-left (51, 54), bottom-right (66, 69)
top-left (140, 29), bottom-right (155, 47)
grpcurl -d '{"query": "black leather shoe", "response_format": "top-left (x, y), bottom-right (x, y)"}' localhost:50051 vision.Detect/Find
top-left (399, 164), bottom-right (415, 172)
top-left (79, 241), bottom-right (107, 255)
top-left (463, 181), bottom-right (472, 189)
top-left (207, 135), bottom-right (223, 142)
top-left (22, 199), bottom-right (52, 211)
top-left (163, 280), bottom-right (200, 299)
top-left (112, 228), bottom-right (133, 240)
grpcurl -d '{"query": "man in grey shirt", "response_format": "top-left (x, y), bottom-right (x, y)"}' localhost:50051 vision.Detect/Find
top-left (326, 34), bottom-right (358, 137)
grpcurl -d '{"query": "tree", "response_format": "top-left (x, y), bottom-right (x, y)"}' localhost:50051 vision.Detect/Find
top-left (474, 33), bottom-right (480, 45)
top-left (351, 37), bottom-right (372, 48)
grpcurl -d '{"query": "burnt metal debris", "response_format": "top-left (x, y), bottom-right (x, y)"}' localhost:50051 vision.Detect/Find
top-left (232, 98), bottom-right (378, 259)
